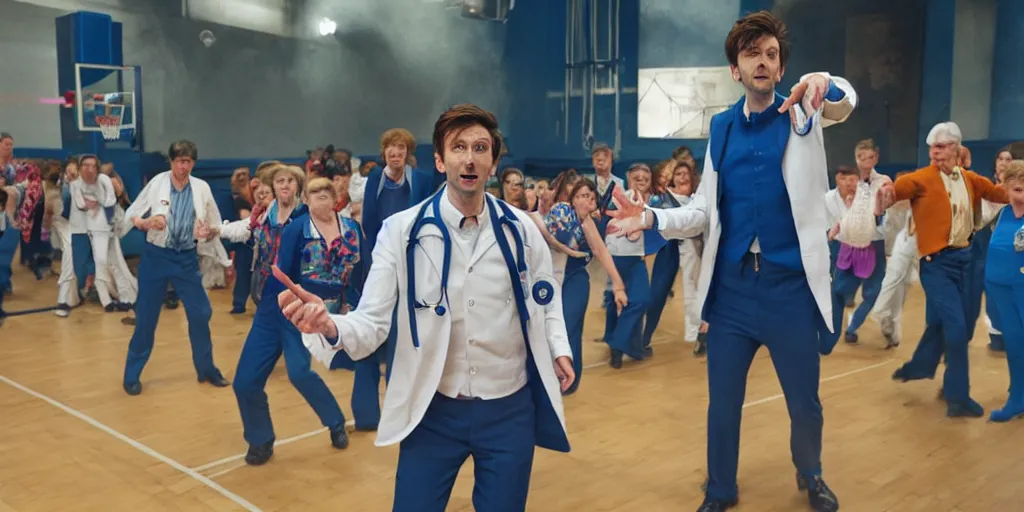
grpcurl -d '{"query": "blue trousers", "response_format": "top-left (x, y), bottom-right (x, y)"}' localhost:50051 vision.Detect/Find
top-left (642, 241), bottom-right (680, 347)
top-left (985, 282), bottom-right (1024, 406)
top-left (71, 233), bottom-right (95, 286)
top-left (233, 305), bottom-right (345, 446)
top-left (561, 267), bottom-right (590, 394)
top-left (830, 239), bottom-right (886, 338)
top-left (230, 242), bottom-right (253, 312)
top-left (393, 387), bottom-right (535, 512)
top-left (604, 255), bottom-right (650, 360)
top-left (123, 244), bottom-right (218, 384)
top-left (704, 254), bottom-right (823, 502)
top-left (899, 248), bottom-right (973, 403)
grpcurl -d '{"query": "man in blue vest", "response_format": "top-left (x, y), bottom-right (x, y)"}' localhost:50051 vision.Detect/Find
top-left (356, 128), bottom-right (440, 429)
top-left (607, 11), bottom-right (856, 512)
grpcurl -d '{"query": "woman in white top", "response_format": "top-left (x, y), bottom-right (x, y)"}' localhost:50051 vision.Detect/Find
top-left (68, 154), bottom-right (119, 311)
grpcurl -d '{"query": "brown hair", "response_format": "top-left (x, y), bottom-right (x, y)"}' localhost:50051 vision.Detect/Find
top-left (568, 178), bottom-right (597, 205)
top-left (550, 169), bottom-right (581, 203)
top-left (855, 139), bottom-right (879, 153)
top-left (78, 154), bottom-right (100, 168)
top-left (432, 104), bottom-right (504, 161)
top-left (725, 11), bottom-right (790, 68)
top-left (835, 165), bottom-right (858, 177)
top-left (591, 142), bottom-right (613, 157)
top-left (261, 164), bottom-right (306, 195)
top-left (380, 128), bottom-right (416, 161)
top-left (675, 159), bottom-right (700, 191)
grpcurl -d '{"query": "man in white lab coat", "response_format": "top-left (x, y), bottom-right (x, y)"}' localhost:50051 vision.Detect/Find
top-left (276, 104), bottom-right (575, 512)
top-left (608, 11), bottom-right (855, 512)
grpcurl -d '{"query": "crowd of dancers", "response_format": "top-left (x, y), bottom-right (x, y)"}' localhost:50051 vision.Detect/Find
top-left (1, 10), bottom-right (1022, 512)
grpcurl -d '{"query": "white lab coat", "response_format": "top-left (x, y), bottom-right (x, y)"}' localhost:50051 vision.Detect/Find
top-left (119, 171), bottom-right (223, 245)
top-left (303, 193), bottom-right (572, 450)
top-left (649, 73), bottom-right (858, 333)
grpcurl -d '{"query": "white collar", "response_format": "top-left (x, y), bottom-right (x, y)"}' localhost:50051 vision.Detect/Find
top-left (438, 189), bottom-right (489, 231)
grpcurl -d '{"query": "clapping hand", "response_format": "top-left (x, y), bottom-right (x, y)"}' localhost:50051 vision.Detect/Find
top-left (274, 266), bottom-right (338, 338)
top-left (194, 219), bottom-right (213, 241)
top-left (605, 187), bottom-right (649, 239)
top-left (875, 183), bottom-right (895, 216)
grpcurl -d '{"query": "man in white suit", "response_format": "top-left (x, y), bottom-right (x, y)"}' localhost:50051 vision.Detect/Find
top-left (276, 104), bottom-right (575, 512)
top-left (608, 11), bottom-right (855, 512)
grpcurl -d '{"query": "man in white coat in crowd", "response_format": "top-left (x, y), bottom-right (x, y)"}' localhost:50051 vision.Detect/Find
top-left (608, 11), bottom-right (855, 512)
top-left (276, 104), bottom-right (575, 512)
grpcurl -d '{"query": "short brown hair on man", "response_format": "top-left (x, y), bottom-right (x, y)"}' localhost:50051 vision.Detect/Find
top-left (432, 104), bottom-right (504, 161)
top-left (724, 10), bottom-right (790, 69)
top-left (834, 165), bottom-right (858, 177)
top-left (379, 128), bottom-right (416, 159)
top-left (855, 139), bottom-right (879, 153)
top-left (591, 142), bottom-right (613, 157)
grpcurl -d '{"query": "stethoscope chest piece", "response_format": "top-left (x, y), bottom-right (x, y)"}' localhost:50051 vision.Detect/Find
top-left (434, 304), bottom-right (446, 316)
top-left (532, 280), bottom-right (554, 306)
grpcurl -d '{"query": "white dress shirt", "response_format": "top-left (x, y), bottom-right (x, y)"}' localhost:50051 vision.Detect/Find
top-left (940, 167), bottom-right (973, 248)
top-left (69, 174), bottom-right (116, 234)
top-left (434, 192), bottom-right (528, 399)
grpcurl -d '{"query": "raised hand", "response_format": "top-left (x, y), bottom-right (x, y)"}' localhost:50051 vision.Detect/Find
top-left (273, 266), bottom-right (338, 338)
top-left (875, 183), bottom-right (895, 216)
top-left (778, 74), bottom-right (830, 127)
top-left (606, 187), bottom-right (649, 238)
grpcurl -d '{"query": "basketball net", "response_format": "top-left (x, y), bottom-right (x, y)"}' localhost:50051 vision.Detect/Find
top-left (95, 104), bottom-right (126, 141)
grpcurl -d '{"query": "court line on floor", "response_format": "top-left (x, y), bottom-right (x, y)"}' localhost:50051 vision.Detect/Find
top-left (0, 374), bottom-right (262, 512)
top-left (191, 419), bottom-right (354, 472)
top-left (201, 351), bottom-right (896, 479)
top-left (743, 358), bottom-right (897, 409)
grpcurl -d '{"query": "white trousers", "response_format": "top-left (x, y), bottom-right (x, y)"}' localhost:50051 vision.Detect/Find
top-left (870, 228), bottom-right (918, 343)
top-left (52, 219), bottom-right (80, 307)
top-left (679, 239), bottom-right (702, 342)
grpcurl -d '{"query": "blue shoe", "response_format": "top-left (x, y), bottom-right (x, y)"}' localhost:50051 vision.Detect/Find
top-left (989, 401), bottom-right (1024, 422)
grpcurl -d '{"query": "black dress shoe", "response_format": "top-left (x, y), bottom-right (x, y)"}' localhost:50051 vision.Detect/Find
top-left (354, 423), bottom-right (378, 432)
top-left (796, 474), bottom-right (839, 512)
top-left (199, 372), bottom-right (230, 387)
top-left (245, 440), bottom-right (274, 466)
top-left (696, 497), bottom-right (737, 511)
top-left (947, 398), bottom-right (984, 418)
top-left (609, 350), bottom-right (623, 369)
top-left (124, 381), bottom-right (142, 396)
top-left (330, 426), bottom-right (349, 449)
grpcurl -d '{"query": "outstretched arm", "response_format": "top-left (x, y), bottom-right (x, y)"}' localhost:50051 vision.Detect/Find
top-left (279, 218), bottom-right (401, 362)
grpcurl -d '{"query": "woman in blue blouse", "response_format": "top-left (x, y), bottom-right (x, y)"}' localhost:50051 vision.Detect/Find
top-left (985, 161), bottom-right (1023, 422)
top-left (544, 176), bottom-right (627, 394)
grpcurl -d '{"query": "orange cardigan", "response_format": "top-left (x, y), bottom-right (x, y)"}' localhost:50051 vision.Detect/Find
top-left (893, 165), bottom-right (1008, 257)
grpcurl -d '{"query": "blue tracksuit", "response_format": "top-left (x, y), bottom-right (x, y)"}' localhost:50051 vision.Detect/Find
top-left (984, 207), bottom-right (1024, 421)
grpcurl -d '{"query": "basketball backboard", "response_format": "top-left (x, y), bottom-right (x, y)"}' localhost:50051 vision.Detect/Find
top-left (74, 63), bottom-right (140, 146)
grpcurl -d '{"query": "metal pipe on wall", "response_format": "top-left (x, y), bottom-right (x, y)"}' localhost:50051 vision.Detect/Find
top-left (564, 0), bottom-right (572, 144)
top-left (612, 0), bottom-right (620, 154)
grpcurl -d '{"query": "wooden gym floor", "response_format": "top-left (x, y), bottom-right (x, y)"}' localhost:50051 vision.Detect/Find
top-left (0, 259), bottom-right (1021, 512)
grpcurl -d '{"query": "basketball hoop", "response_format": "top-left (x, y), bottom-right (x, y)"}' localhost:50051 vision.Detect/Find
top-left (95, 113), bottom-right (124, 141)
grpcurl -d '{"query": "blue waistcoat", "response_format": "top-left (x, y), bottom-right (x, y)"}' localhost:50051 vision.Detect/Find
top-left (361, 166), bottom-right (439, 252)
top-left (713, 94), bottom-right (802, 270)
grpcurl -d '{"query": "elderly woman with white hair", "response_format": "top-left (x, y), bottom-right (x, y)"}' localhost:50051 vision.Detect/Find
top-left (876, 121), bottom-right (1009, 418)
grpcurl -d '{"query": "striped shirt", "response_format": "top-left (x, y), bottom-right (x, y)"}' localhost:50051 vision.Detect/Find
top-left (167, 181), bottom-right (196, 251)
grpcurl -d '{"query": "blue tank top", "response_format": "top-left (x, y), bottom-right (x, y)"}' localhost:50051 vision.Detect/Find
top-left (985, 206), bottom-right (1024, 286)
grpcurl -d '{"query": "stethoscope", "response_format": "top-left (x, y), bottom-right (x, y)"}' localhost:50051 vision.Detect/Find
top-left (405, 186), bottom-right (554, 349)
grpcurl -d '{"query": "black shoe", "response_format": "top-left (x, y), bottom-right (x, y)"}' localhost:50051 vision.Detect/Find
top-left (354, 423), bottom-right (378, 432)
top-left (644, 346), bottom-right (654, 358)
top-left (796, 474), bottom-right (839, 511)
top-left (891, 365), bottom-right (932, 382)
top-left (843, 331), bottom-right (858, 344)
top-left (947, 398), bottom-right (984, 418)
top-left (696, 497), bottom-right (737, 511)
top-left (330, 425), bottom-right (349, 449)
top-left (164, 296), bottom-right (179, 309)
top-left (104, 303), bottom-right (118, 313)
top-left (123, 381), bottom-right (142, 396)
top-left (117, 302), bottom-right (133, 312)
top-left (694, 333), bottom-right (708, 357)
top-left (609, 350), bottom-right (623, 369)
top-left (245, 440), bottom-right (274, 465)
top-left (199, 372), bottom-right (230, 387)
top-left (229, 307), bottom-right (246, 315)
